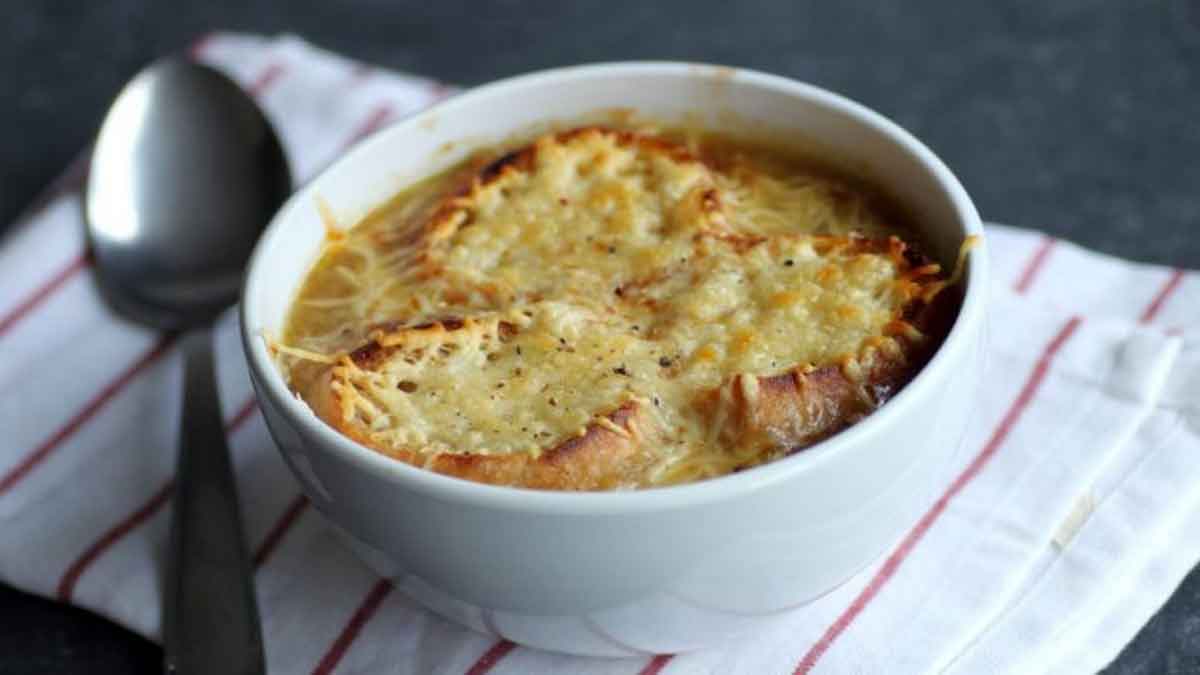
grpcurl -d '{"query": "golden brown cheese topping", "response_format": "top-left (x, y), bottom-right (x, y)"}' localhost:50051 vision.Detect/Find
top-left (277, 126), bottom-right (959, 490)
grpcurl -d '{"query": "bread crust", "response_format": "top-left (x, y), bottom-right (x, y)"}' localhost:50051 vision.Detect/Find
top-left (694, 285), bottom-right (957, 470)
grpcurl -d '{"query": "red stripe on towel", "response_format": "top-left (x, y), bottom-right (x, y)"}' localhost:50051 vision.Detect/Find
top-left (0, 251), bottom-right (91, 337)
top-left (248, 62), bottom-right (287, 97)
top-left (55, 397), bottom-right (259, 601)
top-left (1139, 269), bottom-right (1186, 324)
top-left (464, 640), bottom-right (518, 675)
top-left (252, 493), bottom-right (310, 568)
top-left (792, 316), bottom-right (1082, 674)
top-left (639, 654), bottom-right (675, 675)
top-left (57, 480), bottom-right (173, 601)
top-left (225, 397), bottom-right (261, 432)
top-left (312, 103), bottom-right (396, 178)
top-left (1013, 235), bottom-right (1056, 294)
top-left (311, 578), bottom-right (395, 675)
top-left (343, 104), bottom-right (395, 149)
top-left (0, 334), bottom-right (178, 497)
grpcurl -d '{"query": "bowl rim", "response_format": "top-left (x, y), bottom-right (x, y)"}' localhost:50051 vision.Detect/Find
top-left (240, 60), bottom-right (987, 515)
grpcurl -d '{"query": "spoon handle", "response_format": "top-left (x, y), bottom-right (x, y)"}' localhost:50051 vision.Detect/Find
top-left (163, 328), bottom-right (265, 675)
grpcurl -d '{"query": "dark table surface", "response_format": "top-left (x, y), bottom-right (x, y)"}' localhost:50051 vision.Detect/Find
top-left (2, 1), bottom-right (1198, 672)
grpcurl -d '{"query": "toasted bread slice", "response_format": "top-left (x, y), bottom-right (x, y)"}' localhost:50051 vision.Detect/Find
top-left (302, 315), bottom-right (656, 490)
top-left (284, 127), bottom-right (959, 489)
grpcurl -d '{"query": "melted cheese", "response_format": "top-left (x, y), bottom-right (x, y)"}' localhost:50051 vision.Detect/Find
top-left (280, 126), bottom-right (944, 487)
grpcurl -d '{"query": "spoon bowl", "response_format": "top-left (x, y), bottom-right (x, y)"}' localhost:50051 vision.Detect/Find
top-left (87, 58), bottom-right (289, 330)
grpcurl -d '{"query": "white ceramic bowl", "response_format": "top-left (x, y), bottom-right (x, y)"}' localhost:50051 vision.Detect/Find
top-left (241, 62), bottom-right (987, 656)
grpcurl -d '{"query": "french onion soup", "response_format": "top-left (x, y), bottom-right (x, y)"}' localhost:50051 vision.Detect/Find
top-left (275, 125), bottom-right (966, 490)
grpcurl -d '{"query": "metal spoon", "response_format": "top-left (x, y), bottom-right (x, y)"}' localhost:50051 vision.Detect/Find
top-left (86, 57), bottom-right (290, 675)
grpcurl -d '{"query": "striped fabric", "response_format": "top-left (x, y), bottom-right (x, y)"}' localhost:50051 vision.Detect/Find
top-left (1, 33), bottom-right (1197, 675)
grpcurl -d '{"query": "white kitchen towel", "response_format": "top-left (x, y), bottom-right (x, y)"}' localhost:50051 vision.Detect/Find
top-left (1, 32), bottom-right (1197, 675)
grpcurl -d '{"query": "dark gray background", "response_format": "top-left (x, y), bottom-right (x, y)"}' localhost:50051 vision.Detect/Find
top-left (2, 1), bottom-right (1198, 673)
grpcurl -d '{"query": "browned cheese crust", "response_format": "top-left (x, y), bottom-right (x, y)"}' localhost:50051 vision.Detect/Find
top-left (303, 322), bottom-right (652, 490)
top-left (291, 126), bottom-right (960, 489)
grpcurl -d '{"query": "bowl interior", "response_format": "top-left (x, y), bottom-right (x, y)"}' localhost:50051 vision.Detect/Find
top-left (241, 61), bottom-right (986, 507)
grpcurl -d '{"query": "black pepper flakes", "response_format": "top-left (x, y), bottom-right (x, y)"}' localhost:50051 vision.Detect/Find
top-left (613, 365), bottom-right (629, 376)
top-left (658, 356), bottom-right (672, 368)
top-left (784, 259), bottom-right (795, 267)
